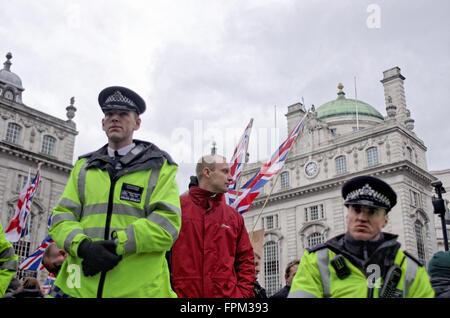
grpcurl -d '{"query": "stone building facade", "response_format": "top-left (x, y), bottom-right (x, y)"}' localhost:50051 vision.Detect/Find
top-left (0, 52), bottom-right (78, 284)
top-left (241, 66), bottom-right (445, 296)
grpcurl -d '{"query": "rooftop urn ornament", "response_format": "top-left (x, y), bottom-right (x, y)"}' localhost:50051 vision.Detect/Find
top-left (66, 96), bottom-right (77, 121)
top-left (3, 52), bottom-right (12, 71)
top-left (337, 83), bottom-right (346, 99)
top-left (386, 95), bottom-right (397, 118)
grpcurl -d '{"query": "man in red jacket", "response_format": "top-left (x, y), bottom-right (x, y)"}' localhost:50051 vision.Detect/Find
top-left (171, 154), bottom-right (255, 298)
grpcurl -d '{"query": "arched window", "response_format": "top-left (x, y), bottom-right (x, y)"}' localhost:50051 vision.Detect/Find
top-left (264, 241), bottom-right (280, 297)
top-left (335, 155), bottom-right (347, 175)
top-left (406, 147), bottom-right (413, 162)
top-left (414, 220), bottom-right (426, 263)
top-left (366, 147), bottom-right (379, 167)
top-left (42, 135), bottom-right (56, 155)
top-left (307, 232), bottom-right (324, 248)
top-left (5, 122), bottom-right (21, 144)
top-left (280, 171), bottom-right (289, 190)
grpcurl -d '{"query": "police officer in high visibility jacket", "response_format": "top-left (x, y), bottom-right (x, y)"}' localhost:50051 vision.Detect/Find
top-left (289, 175), bottom-right (434, 298)
top-left (48, 86), bottom-right (181, 298)
top-left (0, 221), bottom-right (18, 297)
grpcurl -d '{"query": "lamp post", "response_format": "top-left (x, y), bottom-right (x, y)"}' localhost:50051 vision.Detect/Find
top-left (431, 180), bottom-right (449, 251)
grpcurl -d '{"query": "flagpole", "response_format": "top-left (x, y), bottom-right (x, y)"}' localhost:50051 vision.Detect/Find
top-left (354, 76), bottom-right (359, 131)
top-left (250, 110), bottom-right (309, 234)
top-left (250, 165), bottom-right (283, 234)
top-left (236, 119), bottom-right (253, 191)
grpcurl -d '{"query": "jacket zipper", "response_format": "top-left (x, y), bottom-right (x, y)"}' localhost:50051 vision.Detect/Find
top-left (97, 177), bottom-right (117, 298)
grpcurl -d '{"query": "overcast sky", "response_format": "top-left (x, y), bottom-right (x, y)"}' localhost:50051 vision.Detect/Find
top-left (1, 0), bottom-right (449, 191)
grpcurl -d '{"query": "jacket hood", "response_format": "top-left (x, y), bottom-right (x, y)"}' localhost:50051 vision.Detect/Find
top-left (188, 186), bottom-right (224, 209)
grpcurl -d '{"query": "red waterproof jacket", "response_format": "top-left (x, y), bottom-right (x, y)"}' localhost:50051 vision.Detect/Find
top-left (171, 186), bottom-right (255, 298)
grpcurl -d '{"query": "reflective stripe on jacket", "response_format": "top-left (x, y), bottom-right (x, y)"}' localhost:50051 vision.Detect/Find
top-left (289, 247), bottom-right (435, 298)
top-left (49, 141), bottom-right (181, 298)
top-left (0, 222), bottom-right (18, 297)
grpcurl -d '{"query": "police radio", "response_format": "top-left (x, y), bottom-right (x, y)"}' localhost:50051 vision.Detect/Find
top-left (330, 255), bottom-right (351, 279)
top-left (379, 265), bottom-right (402, 298)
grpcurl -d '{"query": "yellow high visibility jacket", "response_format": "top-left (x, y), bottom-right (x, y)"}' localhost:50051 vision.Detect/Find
top-left (289, 233), bottom-right (435, 298)
top-left (49, 141), bottom-right (181, 298)
top-left (0, 222), bottom-right (18, 297)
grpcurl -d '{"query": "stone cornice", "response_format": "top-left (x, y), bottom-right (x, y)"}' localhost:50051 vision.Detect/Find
top-left (250, 160), bottom-right (436, 208)
top-left (0, 100), bottom-right (78, 135)
top-left (0, 141), bottom-right (73, 172)
top-left (241, 122), bottom-right (427, 179)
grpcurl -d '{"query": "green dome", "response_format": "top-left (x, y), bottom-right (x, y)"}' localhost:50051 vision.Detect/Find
top-left (316, 84), bottom-right (384, 121)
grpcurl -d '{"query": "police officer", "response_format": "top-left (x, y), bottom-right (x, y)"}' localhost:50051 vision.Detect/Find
top-left (0, 221), bottom-right (18, 297)
top-left (289, 175), bottom-right (434, 298)
top-left (49, 86), bottom-right (181, 298)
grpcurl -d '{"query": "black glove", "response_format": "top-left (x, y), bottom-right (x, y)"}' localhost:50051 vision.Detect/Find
top-left (78, 239), bottom-right (122, 276)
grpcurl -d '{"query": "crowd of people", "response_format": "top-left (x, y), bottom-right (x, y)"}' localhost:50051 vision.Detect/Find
top-left (1, 86), bottom-right (448, 298)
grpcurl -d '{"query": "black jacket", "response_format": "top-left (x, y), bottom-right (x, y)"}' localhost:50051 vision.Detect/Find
top-left (270, 285), bottom-right (290, 298)
top-left (430, 276), bottom-right (450, 298)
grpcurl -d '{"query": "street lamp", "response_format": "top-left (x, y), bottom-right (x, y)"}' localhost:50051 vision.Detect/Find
top-left (431, 180), bottom-right (449, 251)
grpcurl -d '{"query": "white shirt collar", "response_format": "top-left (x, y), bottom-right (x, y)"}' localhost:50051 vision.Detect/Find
top-left (107, 143), bottom-right (136, 157)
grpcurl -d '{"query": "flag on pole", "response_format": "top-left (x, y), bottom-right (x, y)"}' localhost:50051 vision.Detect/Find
top-left (231, 112), bottom-right (308, 214)
top-left (5, 167), bottom-right (40, 242)
top-left (225, 118), bottom-right (253, 206)
top-left (19, 213), bottom-right (53, 271)
top-left (42, 273), bottom-right (56, 295)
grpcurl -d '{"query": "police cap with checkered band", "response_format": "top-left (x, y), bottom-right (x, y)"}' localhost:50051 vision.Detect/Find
top-left (98, 86), bottom-right (146, 115)
top-left (342, 175), bottom-right (397, 213)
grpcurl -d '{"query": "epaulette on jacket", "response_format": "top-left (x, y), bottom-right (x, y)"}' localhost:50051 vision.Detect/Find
top-left (307, 242), bottom-right (328, 253)
top-left (78, 150), bottom-right (98, 160)
top-left (161, 150), bottom-right (177, 166)
top-left (403, 250), bottom-right (424, 267)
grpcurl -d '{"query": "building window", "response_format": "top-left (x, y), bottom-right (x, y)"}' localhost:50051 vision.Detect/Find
top-left (307, 232), bottom-right (324, 248)
top-left (406, 147), bottom-right (413, 162)
top-left (366, 147), bottom-right (379, 167)
top-left (13, 240), bottom-right (37, 280)
top-left (16, 174), bottom-right (28, 193)
top-left (305, 204), bottom-right (324, 221)
top-left (264, 241), bottom-right (280, 297)
top-left (414, 220), bottom-right (426, 263)
top-left (264, 214), bottom-right (279, 230)
top-left (5, 123), bottom-right (21, 144)
top-left (410, 190), bottom-right (420, 208)
top-left (42, 135), bottom-right (56, 155)
top-left (335, 156), bottom-right (347, 175)
top-left (280, 171), bottom-right (289, 190)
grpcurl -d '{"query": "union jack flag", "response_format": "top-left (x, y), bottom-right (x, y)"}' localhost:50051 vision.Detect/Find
top-left (19, 213), bottom-right (53, 271)
top-left (5, 168), bottom-right (40, 242)
top-left (225, 118), bottom-right (253, 206)
top-left (231, 112), bottom-right (308, 214)
top-left (42, 273), bottom-right (56, 295)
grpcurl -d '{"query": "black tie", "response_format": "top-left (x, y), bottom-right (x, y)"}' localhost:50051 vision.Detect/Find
top-left (114, 151), bottom-right (122, 169)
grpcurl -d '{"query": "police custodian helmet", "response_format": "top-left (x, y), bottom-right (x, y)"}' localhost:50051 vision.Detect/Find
top-left (342, 175), bottom-right (397, 213)
top-left (98, 86), bottom-right (146, 115)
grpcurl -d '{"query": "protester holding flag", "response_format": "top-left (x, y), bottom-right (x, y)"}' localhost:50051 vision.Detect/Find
top-left (171, 154), bottom-right (255, 298)
top-left (0, 221), bottom-right (18, 297)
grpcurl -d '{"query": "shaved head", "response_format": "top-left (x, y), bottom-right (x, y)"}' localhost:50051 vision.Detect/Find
top-left (196, 155), bottom-right (228, 181)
